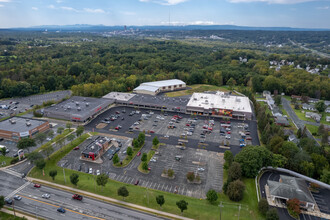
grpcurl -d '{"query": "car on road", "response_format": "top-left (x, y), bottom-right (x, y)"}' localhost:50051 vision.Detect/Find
top-left (197, 168), bottom-right (205, 172)
top-left (134, 180), bottom-right (139, 185)
top-left (57, 207), bottom-right (66, 213)
top-left (72, 194), bottom-right (83, 201)
top-left (137, 152), bottom-right (141, 156)
top-left (73, 146), bottom-right (80, 150)
top-left (150, 159), bottom-right (156, 162)
top-left (5, 198), bottom-right (13, 205)
top-left (96, 170), bottom-right (100, 175)
top-left (115, 111), bottom-right (120, 114)
top-left (245, 132), bottom-right (250, 135)
top-left (14, 195), bottom-right (22, 201)
top-left (89, 168), bottom-right (93, 174)
top-left (42, 193), bottom-right (50, 199)
top-left (34, 184), bottom-right (41, 188)
top-left (199, 139), bottom-right (205, 143)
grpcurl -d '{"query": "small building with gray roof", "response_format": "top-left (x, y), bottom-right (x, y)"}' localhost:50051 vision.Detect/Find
top-left (43, 96), bottom-right (114, 122)
top-left (0, 117), bottom-right (49, 142)
top-left (267, 175), bottom-right (316, 211)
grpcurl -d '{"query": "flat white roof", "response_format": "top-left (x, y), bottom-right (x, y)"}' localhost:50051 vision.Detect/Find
top-left (103, 92), bottom-right (136, 101)
top-left (142, 79), bottom-right (185, 87)
top-left (133, 85), bottom-right (159, 92)
top-left (187, 92), bottom-right (252, 113)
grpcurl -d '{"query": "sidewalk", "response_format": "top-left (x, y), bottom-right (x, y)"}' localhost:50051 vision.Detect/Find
top-left (1, 208), bottom-right (37, 220)
top-left (26, 177), bottom-right (193, 220)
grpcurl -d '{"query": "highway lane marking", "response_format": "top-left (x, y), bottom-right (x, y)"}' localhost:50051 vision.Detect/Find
top-left (18, 195), bottom-right (105, 220)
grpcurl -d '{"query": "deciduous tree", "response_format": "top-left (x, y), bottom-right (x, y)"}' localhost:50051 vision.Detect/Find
top-left (206, 189), bottom-right (218, 204)
top-left (156, 195), bottom-right (165, 209)
top-left (49, 170), bottom-right (57, 181)
top-left (176, 200), bottom-right (188, 215)
top-left (70, 173), bottom-right (79, 186)
top-left (117, 186), bottom-right (129, 200)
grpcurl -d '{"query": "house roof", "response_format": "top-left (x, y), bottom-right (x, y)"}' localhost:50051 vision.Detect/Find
top-left (275, 116), bottom-right (289, 125)
top-left (268, 175), bottom-right (314, 204)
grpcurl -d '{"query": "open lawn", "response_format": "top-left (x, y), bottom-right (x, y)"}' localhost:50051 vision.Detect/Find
top-left (305, 124), bottom-right (322, 138)
top-left (320, 113), bottom-right (330, 126)
top-left (0, 211), bottom-right (26, 220)
top-left (0, 155), bottom-right (13, 167)
top-left (29, 134), bottom-right (264, 220)
top-left (165, 84), bottom-right (232, 97)
top-left (291, 107), bottom-right (315, 123)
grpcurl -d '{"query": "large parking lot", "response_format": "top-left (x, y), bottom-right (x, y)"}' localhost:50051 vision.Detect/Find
top-left (60, 134), bottom-right (224, 199)
top-left (86, 106), bottom-right (259, 153)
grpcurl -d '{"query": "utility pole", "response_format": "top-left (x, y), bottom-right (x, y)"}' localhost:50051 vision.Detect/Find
top-left (238, 204), bottom-right (241, 220)
top-left (12, 201), bottom-right (16, 217)
top-left (63, 167), bottom-right (66, 184)
top-left (219, 201), bottom-right (223, 220)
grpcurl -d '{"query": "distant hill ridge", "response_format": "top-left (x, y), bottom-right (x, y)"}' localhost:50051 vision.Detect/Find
top-left (3, 24), bottom-right (330, 32)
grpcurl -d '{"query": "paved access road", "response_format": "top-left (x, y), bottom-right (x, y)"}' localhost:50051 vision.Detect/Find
top-left (281, 97), bottom-right (320, 146)
top-left (0, 168), bottom-right (165, 220)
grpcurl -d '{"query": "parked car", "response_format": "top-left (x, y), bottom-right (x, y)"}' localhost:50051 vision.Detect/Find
top-left (34, 184), bottom-right (41, 188)
top-left (5, 198), bottom-right (13, 205)
top-left (225, 135), bottom-right (231, 139)
top-left (246, 137), bottom-right (252, 140)
top-left (57, 207), bottom-right (66, 213)
top-left (89, 168), bottom-right (93, 174)
top-left (73, 147), bottom-right (79, 150)
top-left (227, 131), bottom-right (231, 134)
top-left (72, 194), bottom-right (83, 201)
top-left (14, 195), bottom-right (22, 201)
top-left (197, 168), bottom-right (205, 172)
top-left (42, 193), bottom-right (50, 199)
top-left (149, 130), bottom-right (155, 133)
top-left (96, 170), bottom-right (100, 175)
top-left (137, 152), bottom-right (141, 156)
top-left (134, 180), bottom-right (139, 185)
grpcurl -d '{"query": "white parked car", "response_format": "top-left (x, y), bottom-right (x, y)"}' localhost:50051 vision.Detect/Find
top-left (96, 170), bottom-right (100, 175)
top-left (42, 194), bottom-right (50, 199)
top-left (89, 168), bottom-right (93, 174)
top-left (197, 168), bottom-right (205, 172)
top-left (164, 135), bottom-right (169, 138)
top-left (46, 137), bottom-right (51, 141)
top-left (225, 135), bottom-right (231, 139)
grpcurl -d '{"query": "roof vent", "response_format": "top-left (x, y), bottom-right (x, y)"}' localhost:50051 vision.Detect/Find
top-left (236, 98), bottom-right (241, 102)
top-left (77, 107), bottom-right (81, 111)
top-left (222, 99), bottom-right (225, 102)
top-left (26, 122), bottom-right (31, 126)
top-left (85, 102), bottom-right (89, 106)
top-left (9, 119), bottom-right (16, 124)
top-left (76, 102), bottom-right (79, 106)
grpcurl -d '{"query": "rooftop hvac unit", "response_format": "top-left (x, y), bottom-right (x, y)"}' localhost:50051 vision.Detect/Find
top-left (84, 98), bottom-right (86, 101)
top-left (75, 102), bottom-right (79, 106)
top-left (236, 98), bottom-right (241, 102)
top-left (67, 106), bottom-right (71, 109)
top-left (222, 99), bottom-right (225, 102)
top-left (56, 108), bottom-right (58, 110)
top-left (91, 146), bottom-right (94, 150)
top-left (77, 107), bottom-right (81, 111)
top-left (85, 102), bottom-right (89, 106)
top-left (26, 122), bottom-right (31, 126)
top-left (9, 119), bottom-right (16, 124)
top-left (64, 108), bottom-right (67, 111)
top-left (193, 98), bottom-right (197, 101)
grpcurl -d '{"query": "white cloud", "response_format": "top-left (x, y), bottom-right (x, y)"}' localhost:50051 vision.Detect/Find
top-left (32, 7), bottom-right (38, 11)
top-left (120, 11), bottom-right (136, 15)
top-left (0, 4), bottom-right (3, 7)
top-left (228, 0), bottom-right (322, 4)
top-left (139, 0), bottom-right (189, 5)
top-left (0, 0), bottom-right (11, 2)
top-left (61, 6), bottom-right (78, 12)
top-left (316, 6), bottom-right (329, 9)
top-left (56, 0), bottom-right (63, 3)
top-left (84, 8), bottom-right (105, 13)
top-left (47, 4), bottom-right (55, 9)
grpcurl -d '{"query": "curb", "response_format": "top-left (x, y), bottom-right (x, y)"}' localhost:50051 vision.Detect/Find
top-left (27, 177), bottom-right (193, 220)
top-left (1, 207), bottom-right (38, 220)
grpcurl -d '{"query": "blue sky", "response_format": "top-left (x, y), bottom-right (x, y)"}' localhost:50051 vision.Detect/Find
top-left (0, 0), bottom-right (329, 28)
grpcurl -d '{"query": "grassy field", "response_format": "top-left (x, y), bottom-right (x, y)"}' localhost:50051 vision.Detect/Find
top-left (0, 155), bottom-right (13, 167)
top-left (28, 134), bottom-right (264, 220)
top-left (0, 211), bottom-right (26, 220)
top-left (305, 124), bottom-right (322, 138)
top-left (291, 107), bottom-right (315, 123)
top-left (165, 84), bottom-right (232, 97)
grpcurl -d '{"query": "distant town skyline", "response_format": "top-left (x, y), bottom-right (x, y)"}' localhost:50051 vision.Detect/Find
top-left (0, 0), bottom-right (329, 29)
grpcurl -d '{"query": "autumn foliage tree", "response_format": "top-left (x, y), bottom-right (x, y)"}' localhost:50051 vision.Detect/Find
top-left (286, 198), bottom-right (301, 219)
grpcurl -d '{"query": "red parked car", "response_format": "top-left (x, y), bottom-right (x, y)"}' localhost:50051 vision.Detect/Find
top-left (34, 184), bottom-right (41, 188)
top-left (186, 124), bottom-right (190, 126)
top-left (137, 152), bottom-right (141, 156)
top-left (72, 194), bottom-right (83, 201)
top-left (134, 180), bottom-right (139, 185)
top-left (73, 147), bottom-right (80, 150)
top-left (227, 131), bottom-right (231, 134)
top-left (226, 121), bottom-right (231, 124)
top-left (246, 137), bottom-right (252, 140)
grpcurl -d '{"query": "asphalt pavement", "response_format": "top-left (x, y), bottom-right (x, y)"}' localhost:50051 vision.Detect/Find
top-left (0, 167), bottom-right (166, 220)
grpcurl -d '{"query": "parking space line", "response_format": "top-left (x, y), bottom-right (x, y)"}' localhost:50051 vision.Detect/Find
top-left (123, 176), bottom-right (128, 182)
top-left (130, 178), bottom-right (134, 184)
top-left (168, 185), bottom-right (172, 193)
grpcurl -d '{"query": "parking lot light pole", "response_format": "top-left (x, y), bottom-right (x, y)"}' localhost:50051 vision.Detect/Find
top-left (63, 167), bottom-right (66, 184)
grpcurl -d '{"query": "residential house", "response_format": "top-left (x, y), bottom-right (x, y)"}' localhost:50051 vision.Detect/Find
top-left (326, 116), bottom-right (330, 122)
top-left (324, 101), bottom-right (330, 106)
top-left (267, 175), bottom-right (316, 211)
top-left (308, 98), bottom-right (319, 103)
top-left (272, 106), bottom-right (283, 117)
top-left (325, 107), bottom-right (330, 114)
top-left (275, 116), bottom-right (290, 126)
top-left (302, 103), bottom-right (316, 111)
top-left (291, 95), bottom-right (302, 101)
top-left (288, 134), bottom-right (299, 144)
top-left (263, 90), bottom-right (271, 98)
top-left (305, 112), bottom-right (321, 123)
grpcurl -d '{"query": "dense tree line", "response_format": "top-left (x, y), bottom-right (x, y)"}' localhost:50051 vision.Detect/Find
top-left (0, 32), bottom-right (329, 99)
